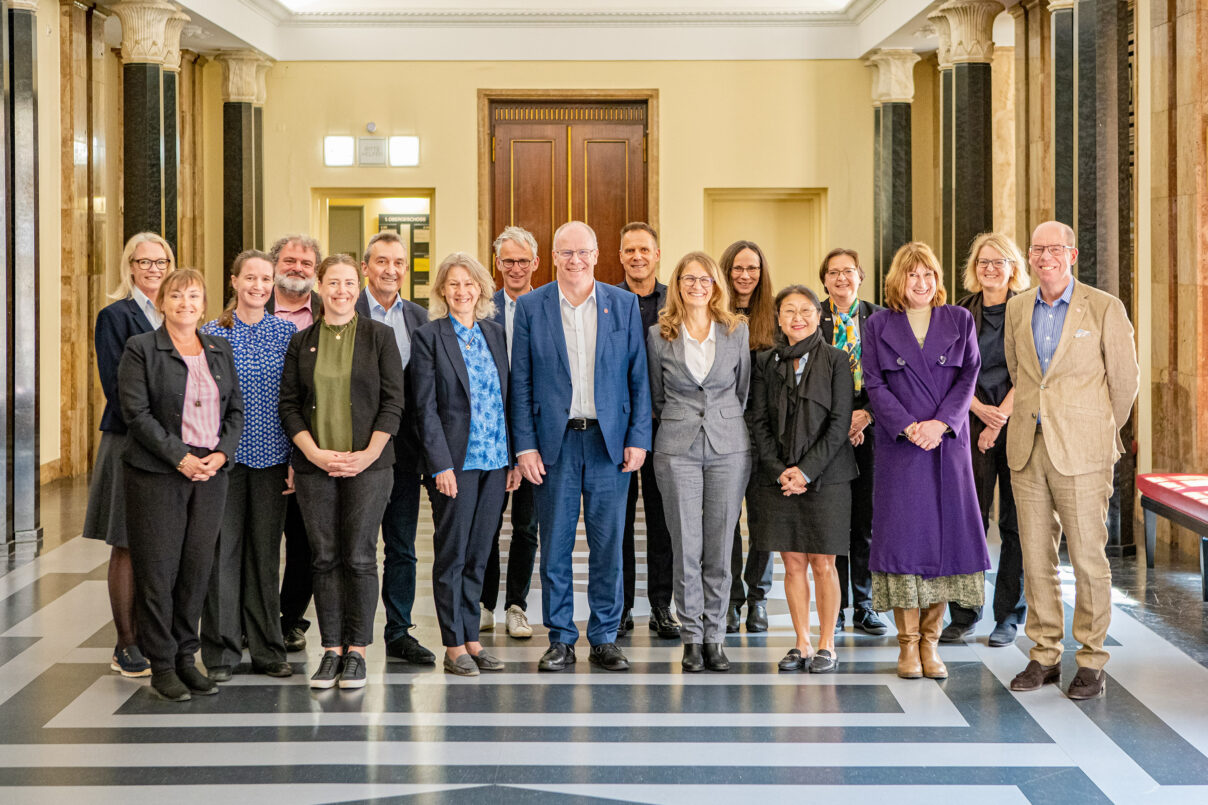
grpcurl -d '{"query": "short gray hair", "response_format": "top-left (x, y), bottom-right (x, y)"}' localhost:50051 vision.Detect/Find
top-left (428, 252), bottom-right (499, 322)
top-left (553, 220), bottom-right (597, 249)
top-left (493, 226), bottom-right (538, 260)
top-left (363, 230), bottom-right (408, 267)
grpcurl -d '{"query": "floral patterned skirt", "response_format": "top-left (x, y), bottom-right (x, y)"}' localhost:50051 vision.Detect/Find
top-left (871, 571), bottom-right (985, 612)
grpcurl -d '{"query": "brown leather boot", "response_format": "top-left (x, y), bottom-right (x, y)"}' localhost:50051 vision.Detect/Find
top-left (919, 603), bottom-right (949, 679)
top-left (893, 608), bottom-right (922, 679)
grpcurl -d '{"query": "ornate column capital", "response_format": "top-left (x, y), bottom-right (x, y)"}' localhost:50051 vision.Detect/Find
top-left (162, 10), bottom-right (191, 73)
top-left (255, 59), bottom-right (275, 106)
top-left (10, 1), bottom-right (40, 12)
top-left (864, 59), bottom-right (882, 108)
top-left (936, 0), bottom-right (1003, 65)
top-left (216, 50), bottom-right (265, 104)
top-left (927, 10), bottom-right (954, 70)
top-left (868, 48), bottom-right (921, 104)
top-left (111, 1), bottom-right (182, 65)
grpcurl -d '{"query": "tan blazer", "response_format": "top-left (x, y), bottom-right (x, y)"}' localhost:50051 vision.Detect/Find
top-left (1003, 280), bottom-right (1139, 476)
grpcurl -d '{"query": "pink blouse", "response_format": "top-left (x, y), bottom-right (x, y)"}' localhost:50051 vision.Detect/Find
top-left (180, 353), bottom-right (221, 450)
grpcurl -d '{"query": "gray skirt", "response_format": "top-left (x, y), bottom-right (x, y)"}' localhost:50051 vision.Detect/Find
top-left (82, 431), bottom-right (130, 548)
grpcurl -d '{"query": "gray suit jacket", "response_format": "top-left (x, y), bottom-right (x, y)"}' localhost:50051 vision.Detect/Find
top-left (646, 320), bottom-right (751, 456)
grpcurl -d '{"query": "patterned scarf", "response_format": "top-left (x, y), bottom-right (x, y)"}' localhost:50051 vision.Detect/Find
top-left (830, 300), bottom-right (862, 392)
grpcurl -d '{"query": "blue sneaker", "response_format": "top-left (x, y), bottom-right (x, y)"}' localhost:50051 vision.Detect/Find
top-left (111, 645), bottom-right (151, 678)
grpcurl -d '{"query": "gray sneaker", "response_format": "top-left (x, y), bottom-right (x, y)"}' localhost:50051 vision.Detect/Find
top-left (505, 604), bottom-right (533, 638)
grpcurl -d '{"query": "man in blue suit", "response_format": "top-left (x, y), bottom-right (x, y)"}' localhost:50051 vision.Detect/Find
top-left (511, 220), bottom-right (653, 672)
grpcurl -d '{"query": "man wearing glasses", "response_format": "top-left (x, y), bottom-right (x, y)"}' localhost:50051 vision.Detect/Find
top-left (511, 220), bottom-right (652, 672)
top-left (1004, 220), bottom-right (1138, 700)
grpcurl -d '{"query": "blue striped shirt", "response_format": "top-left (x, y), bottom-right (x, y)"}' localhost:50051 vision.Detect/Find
top-left (1030, 279), bottom-right (1075, 375)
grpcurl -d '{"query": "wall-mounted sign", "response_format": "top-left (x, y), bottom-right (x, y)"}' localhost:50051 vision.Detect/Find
top-left (358, 137), bottom-right (387, 166)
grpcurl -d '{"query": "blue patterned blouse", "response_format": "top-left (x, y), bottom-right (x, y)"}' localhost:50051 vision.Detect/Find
top-left (201, 312), bottom-right (296, 468)
top-left (451, 318), bottom-right (508, 472)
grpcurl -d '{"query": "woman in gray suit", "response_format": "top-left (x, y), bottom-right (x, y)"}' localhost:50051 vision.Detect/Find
top-left (648, 252), bottom-right (751, 672)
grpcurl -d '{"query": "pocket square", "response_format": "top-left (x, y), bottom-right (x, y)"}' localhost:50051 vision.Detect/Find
top-left (1074, 329), bottom-right (1091, 338)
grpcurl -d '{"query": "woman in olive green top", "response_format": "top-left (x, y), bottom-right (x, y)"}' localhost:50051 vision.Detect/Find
top-left (278, 254), bottom-right (406, 691)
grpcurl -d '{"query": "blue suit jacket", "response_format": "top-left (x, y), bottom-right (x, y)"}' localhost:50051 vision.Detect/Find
top-left (491, 289), bottom-right (507, 328)
top-left (509, 281), bottom-right (652, 466)
top-left (96, 297), bottom-right (155, 434)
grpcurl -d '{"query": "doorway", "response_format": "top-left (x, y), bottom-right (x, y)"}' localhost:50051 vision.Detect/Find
top-left (704, 188), bottom-right (829, 291)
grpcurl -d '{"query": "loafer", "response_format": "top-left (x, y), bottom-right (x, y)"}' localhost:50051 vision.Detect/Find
top-left (835, 611), bottom-right (846, 632)
top-left (809, 649), bottom-right (838, 674)
top-left (176, 664), bottom-right (218, 695)
top-left (1067, 667), bottom-right (1106, 700)
top-left (1009, 659), bottom-right (1061, 692)
top-left (852, 608), bottom-right (888, 635)
top-left (443, 653), bottom-right (479, 677)
top-left (538, 642), bottom-right (576, 672)
top-left (726, 603), bottom-right (741, 634)
top-left (111, 645), bottom-right (151, 678)
top-left (588, 642), bottom-right (630, 671)
top-left (988, 623), bottom-right (1018, 647)
top-left (150, 669), bottom-right (191, 702)
top-left (650, 605), bottom-right (682, 639)
top-left (703, 642), bottom-right (730, 672)
top-left (206, 665), bottom-right (233, 683)
top-left (283, 626), bottom-right (307, 653)
top-left (471, 650), bottom-right (505, 671)
top-left (939, 622), bottom-right (976, 643)
top-left (386, 633), bottom-right (436, 665)
top-left (778, 648), bottom-right (805, 672)
top-left (338, 651), bottom-right (367, 689)
top-left (480, 604), bottom-right (495, 632)
top-left (505, 604), bottom-right (533, 638)
top-left (682, 643), bottom-right (705, 672)
top-left (746, 601), bottom-right (768, 633)
top-left (309, 650), bottom-right (342, 689)
top-left (255, 661), bottom-right (294, 678)
top-left (617, 608), bottom-right (634, 637)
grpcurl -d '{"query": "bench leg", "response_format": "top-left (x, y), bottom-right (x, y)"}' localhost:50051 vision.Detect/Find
top-left (1201, 537), bottom-right (1208, 603)
top-left (1144, 508), bottom-right (1156, 569)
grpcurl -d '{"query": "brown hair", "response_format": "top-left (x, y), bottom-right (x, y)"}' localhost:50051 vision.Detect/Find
top-left (216, 249), bottom-right (274, 328)
top-left (883, 241), bottom-right (947, 312)
top-left (719, 240), bottom-right (776, 351)
top-left (269, 234), bottom-right (321, 268)
top-left (657, 251), bottom-right (742, 341)
top-left (155, 268), bottom-right (207, 327)
top-left (619, 221), bottom-right (659, 245)
top-left (818, 247), bottom-right (865, 285)
top-left (316, 253), bottom-right (362, 283)
top-left (962, 232), bottom-right (1030, 294)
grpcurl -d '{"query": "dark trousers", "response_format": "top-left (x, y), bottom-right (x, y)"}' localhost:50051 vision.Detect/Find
top-left (729, 489), bottom-right (773, 605)
top-left (294, 468), bottom-right (392, 648)
top-left (279, 495), bottom-right (313, 635)
top-left (430, 468), bottom-right (508, 646)
top-left (482, 478), bottom-right (539, 611)
top-left (381, 462), bottom-right (423, 644)
top-left (534, 424), bottom-right (628, 646)
top-left (837, 432), bottom-right (875, 612)
top-left (125, 462), bottom-right (228, 673)
top-left (949, 423), bottom-right (1026, 628)
top-left (623, 456), bottom-right (674, 609)
top-left (201, 463), bottom-right (289, 670)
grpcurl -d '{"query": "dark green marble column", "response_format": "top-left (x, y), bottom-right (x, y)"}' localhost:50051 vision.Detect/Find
top-left (878, 102), bottom-right (913, 286)
top-left (0, 1), bottom-right (13, 549)
top-left (162, 69), bottom-right (178, 259)
top-left (218, 52), bottom-right (264, 301)
top-left (872, 104), bottom-right (882, 295)
top-left (950, 61), bottom-right (994, 282)
top-left (122, 61), bottom-right (164, 241)
top-left (1051, 1), bottom-right (1075, 226)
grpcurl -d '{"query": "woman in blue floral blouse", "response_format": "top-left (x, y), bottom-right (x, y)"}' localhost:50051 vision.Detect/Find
top-left (200, 250), bottom-right (297, 681)
top-left (412, 253), bottom-right (520, 677)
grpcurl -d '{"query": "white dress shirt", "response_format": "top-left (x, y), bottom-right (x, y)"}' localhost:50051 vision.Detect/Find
top-left (365, 288), bottom-right (412, 369)
top-left (504, 293), bottom-right (519, 362)
top-left (683, 321), bottom-right (717, 384)
top-left (131, 286), bottom-right (162, 329)
top-left (558, 282), bottom-right (598, 419)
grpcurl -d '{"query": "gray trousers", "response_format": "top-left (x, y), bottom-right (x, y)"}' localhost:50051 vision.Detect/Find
top-left (654, 432), bottom-right (751, 644)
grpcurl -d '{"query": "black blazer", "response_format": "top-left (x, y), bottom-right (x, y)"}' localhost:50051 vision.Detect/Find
top-left (819, 297), bottom-right (883, 414)
top-left (117, 328), bottom-right (244, 473)
top-left (96, 298), bottom-right (155, 434)
top-left (278, 316), bottom-right (405, 474)
top-left (354, 289), bottom-right (429, 473)
top-left (410, 316), bottom-right (511, 476)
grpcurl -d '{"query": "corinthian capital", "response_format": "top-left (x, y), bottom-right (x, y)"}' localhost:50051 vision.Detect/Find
top-left (936, 0), bottom-right (1004, 65)
top-left (868, 49), bottom-right (921, 104)
top-left (111, 1), bottom-right (181, 65)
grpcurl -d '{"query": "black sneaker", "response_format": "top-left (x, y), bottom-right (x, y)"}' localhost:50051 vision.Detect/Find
top-left (176, 664), bottom-right (219, 695)
top-left (150, 669), bottom-right (190, 702)
top-left (111, 645), bottom-right (151, 678)
top-left (852, 608), bottom-right (888, 636)
top-left (338, 651), bottom-right (367, 689)
top-left (386, 633), bottom-right (436, 665)
top-left (284, 626), bottom-right (307, 653)
top-left (310, 650), bottom-right (342, 689)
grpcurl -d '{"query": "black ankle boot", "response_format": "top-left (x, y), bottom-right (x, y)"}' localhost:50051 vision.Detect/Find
top-left (681, 643), bottom-right (704, 672)
top-left (703, 642), bottom-right (730, 672)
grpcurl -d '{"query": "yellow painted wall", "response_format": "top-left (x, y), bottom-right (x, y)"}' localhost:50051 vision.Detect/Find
top-left (38, 0), bottom-right (61, 465)
top-left (260, 60), bottom-right (875, 291)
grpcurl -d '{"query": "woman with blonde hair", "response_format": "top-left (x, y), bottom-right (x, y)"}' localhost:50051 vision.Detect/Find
top-left (647, 252), bottom-right (750, 672)
top-left (862, 242), bottom-right (989, 680)
top-left (940, 232), bottom-right (1031, 648)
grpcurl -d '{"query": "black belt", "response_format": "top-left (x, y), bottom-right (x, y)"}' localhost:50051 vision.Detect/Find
top-left (567, 418), bottom-right (598, 431)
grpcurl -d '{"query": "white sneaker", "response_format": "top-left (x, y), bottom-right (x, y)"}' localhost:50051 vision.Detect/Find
top-left (505, 604), bottom-right (533, 638)
top-left (480, 603), bottom-right (495, 632)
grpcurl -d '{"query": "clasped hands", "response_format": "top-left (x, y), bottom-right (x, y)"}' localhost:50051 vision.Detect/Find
top-left (777, 466), bottom-right (807, 496)
top-left (308, 448), bottom-right (379, 478)
top-left (905, 419), bottom-right (948, 451)
top-left (176, 451), bottom-right (226, 482)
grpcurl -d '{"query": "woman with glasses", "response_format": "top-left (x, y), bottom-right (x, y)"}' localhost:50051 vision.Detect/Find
top-left (647, 252), bottom-right (751, 672)
top-left (863, 242), bottom-right (989, 680)
top-left (719, 240), bottom-right (777, 634)
top-left (83, 232), bottom-right (175, 680)
top-left (940, 233), bottom-right (1031, 648)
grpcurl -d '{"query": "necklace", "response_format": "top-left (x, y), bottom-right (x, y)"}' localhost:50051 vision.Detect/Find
top-left (323, 318), bottom-right (354, 340)
top-left (188, 355), bottom-right (203, 407)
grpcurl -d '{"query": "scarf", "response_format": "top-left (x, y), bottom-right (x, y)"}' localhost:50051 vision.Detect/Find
top-left (830, 299), bottom-right (862, 392)
top-left (773, 328), bottom-right (825, 466)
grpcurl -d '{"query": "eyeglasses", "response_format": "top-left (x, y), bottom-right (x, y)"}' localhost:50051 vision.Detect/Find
top-left (976, 258), bottom-right (1013, 269)
top-left (132, 258), bottom-right (170, 270)
top-left (679, 275), bottom-right (715, 288)
top-left (1028, 244), bottom-right (1072, 257)
top-left (780, 307), bottom-right (819, 321)
top-left (825, 268), bottom-right (860, 280)
top-left (499, 258), bottom-right (532, 269)
top-left (730, 265), bottom-right (760, 275)
top-left (554, 249), bottom-right (596, 261)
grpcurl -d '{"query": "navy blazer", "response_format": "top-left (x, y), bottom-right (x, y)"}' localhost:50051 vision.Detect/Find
top-left (819, 296), bottom-right (883, 414)
top-left (96, 297), bottom-right (155, 434)
top-left (411, 316), bottom-right (511, 476)
top-left (117, 328), bottom-right (244, 473)
top-left (278, 316), bottom-right (406, 474)
top-left (510, 281), bottom-right (652, 466)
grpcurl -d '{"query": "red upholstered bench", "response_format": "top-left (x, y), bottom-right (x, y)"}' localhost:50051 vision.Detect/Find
top-left (1137, 473), bottom-right (1208, 601)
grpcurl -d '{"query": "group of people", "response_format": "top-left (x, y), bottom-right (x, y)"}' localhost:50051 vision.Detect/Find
top-left (84, 214), bottom-right (1138, 702)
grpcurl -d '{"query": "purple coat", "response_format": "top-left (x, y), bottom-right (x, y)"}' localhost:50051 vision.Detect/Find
top-left (862, 305), bottom-right (989, 578)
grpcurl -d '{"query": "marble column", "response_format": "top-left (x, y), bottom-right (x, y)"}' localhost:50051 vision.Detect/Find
top-left (161, 11), bottom-right (188, 261)
top-left (868, 49), bottom-right (919, 295)
top-left (218, 51), bottom-right (264, 292)
top-left (1049, 0), bottom-right (1075, 226)
top-left (0, 0), bottom-right (11, 546)
top-left (254, 60), bottom-right (271, 252)
top-left (928, 10), bottom-right (955, 287)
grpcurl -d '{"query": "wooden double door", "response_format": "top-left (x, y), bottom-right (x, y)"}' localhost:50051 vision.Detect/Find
top-left (490, 100), bottom-right (648, 287)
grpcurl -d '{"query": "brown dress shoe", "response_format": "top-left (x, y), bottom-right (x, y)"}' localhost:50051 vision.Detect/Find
top-left (893, 608), bottom-right (922, 679)
top-left (1067, 667), bottom-right (1106, 700)
top-left (1010, 659), bottom-right (1061, 691)
top-left (919, 603), bottom-right (948, 679)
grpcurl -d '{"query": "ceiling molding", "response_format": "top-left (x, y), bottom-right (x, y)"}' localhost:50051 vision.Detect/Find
top-left (273, 10), bottom-right (857, 27)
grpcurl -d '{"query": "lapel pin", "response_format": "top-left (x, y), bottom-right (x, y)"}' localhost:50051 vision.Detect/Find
top-left (603, 308), bottom-right (609, 314)
top-left (939, 355), bottom-right (947, 365)
top-left (310, 347), bottom-right (316, 352)
top-left (896, 357), bottom-right (906, 366)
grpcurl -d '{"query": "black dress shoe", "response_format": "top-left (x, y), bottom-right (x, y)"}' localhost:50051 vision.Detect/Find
top-left (726, 604), bottom-right (741, 633)
top-left (852, 608), bottom-right (888, 635)
top-left (681, 643), bottom-right (705, 672)
top-left (617, 609), bottom-right (634, 637)
top-left (538, 642), bottom-right (576, 672)
top-left (206, 665), bottom-right (232, 683)
top-left (283, 626), bottom-right (307, 653)
top-left (746, 601), bottom-right (768, 632)
top-left (588, 643), bottom-right (630, 671)
top-left (254, 661), bottom-right (294, 678)
top-left (650, 605), bottom-right (682, 639)
top-left (386, 634), bottom-right (436, 665)
top-left (703, 642), bottom-right (730, 672)
top-left (939, 621), bottom-right (975, 643)
top-left (808, 649), bottom-right (838, 674)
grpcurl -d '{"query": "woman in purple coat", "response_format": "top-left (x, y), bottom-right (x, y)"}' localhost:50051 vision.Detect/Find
top-left (862, 242), bottom-right (989, 681)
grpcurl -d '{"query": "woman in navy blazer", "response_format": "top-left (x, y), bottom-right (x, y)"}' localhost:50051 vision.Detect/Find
top-left (83, 232), bottom-right (175, 679)
top-left (412, 253), bottom-right (519, 676)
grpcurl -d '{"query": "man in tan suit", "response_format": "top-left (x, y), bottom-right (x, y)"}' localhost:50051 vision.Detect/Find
top-left (1003, 220), bottom-right (1139, 700)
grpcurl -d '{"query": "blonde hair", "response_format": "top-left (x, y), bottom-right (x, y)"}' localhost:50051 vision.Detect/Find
top-left (110, 232), bottom-right (175, 300)
top-left (658, 251), bottom-right (741, 341)
top-left (962, 232), bottom-right (1030, 294)
top-left (428, 252), bottom-right (498, 322)
top-left (883, 241), bottom-right (947, 312)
